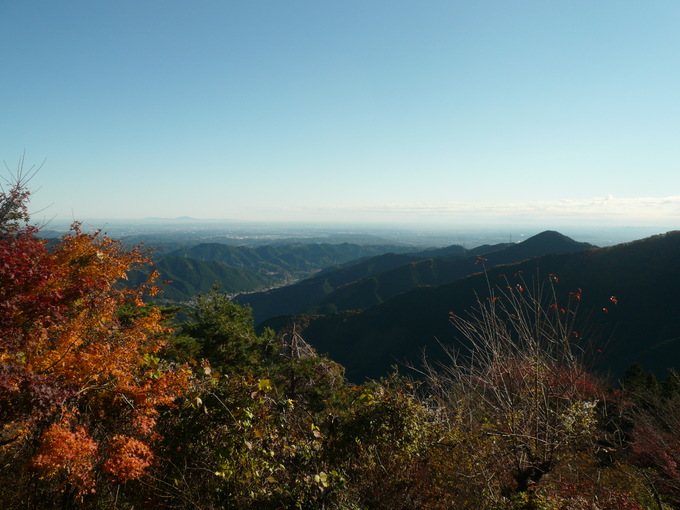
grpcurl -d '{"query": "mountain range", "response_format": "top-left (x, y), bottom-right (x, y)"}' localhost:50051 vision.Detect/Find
top-left (238, 230), bottom-right (593, 323)
top-left (129, 228), bottom-right (680, 384)
top-left (128, 241), bottom-right (419, 302)
top-left (272, 231), bottom-right (680, 382)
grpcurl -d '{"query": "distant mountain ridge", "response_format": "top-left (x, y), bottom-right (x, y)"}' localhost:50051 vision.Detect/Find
top-left (288, 231), bottom-right (680, 382)
top-left (166, 242), bottom-right (419, 277)
top-left (313, 230), bottom-right (593, 315)
top-left (235, 251), bottom-right (429, 321)
top-left (132, 241), bottom-right (420, 302)
top-left (239, 231), bottom-right (594, 323)
top-left (127, 257), bottom-right (276, 301)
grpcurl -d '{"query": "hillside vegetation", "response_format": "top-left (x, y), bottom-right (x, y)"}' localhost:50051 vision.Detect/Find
top-left (128, 241), bottom-right (419, 302)
top-left (237, 231), bottom-right (592, 323)
top-left (3, 175), bottom-right (680, 509)
top-left (128, 256), bottom-right (277, 300)
top-left (284, 231), bottom-right (679, 382)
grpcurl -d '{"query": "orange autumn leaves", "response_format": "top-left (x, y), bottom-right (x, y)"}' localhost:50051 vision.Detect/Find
top-left (0, 223), bottom-right (188, 494)
top-left (31, 411), bottom-right (99, 491)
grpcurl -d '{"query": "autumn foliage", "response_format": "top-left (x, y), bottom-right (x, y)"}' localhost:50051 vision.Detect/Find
top-left (2, 169), bottom-right (679, 509)
top-left (0, 174), bottom-right (188, 504)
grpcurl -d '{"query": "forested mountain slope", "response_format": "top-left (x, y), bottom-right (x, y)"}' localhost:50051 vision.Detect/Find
top-left (313, 230), bottom-right (593, 314)
top-left (127, 256), bottom-right (276, 301)
top-left (234, 251), bottom-right (429, 322)
top-left (167, 242), bottom-right (418, 278)
top-left (130, 241), bottom-right (418, 302)
top-left (5, 177), bottom-right (678, 510)
top-left (292, 231), bottom-right (680, 382)
top-left (242, 230), bottom-right (593, 323)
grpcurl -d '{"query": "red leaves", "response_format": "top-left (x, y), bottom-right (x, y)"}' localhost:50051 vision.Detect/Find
top-left (485, 358), bottom-right (602, 401)
top-left (569, 291), bottom-right (581, 301)
top-left (102, 435), bottom-right (154, 483)
top-left (631, 424), bottom-right (680, 479)
top-left (32, 412), bottom-right (99, 492)
top-left (0, 232), bottom-right (63, 349)
top-left (0, 221), bottom-right (188, 494)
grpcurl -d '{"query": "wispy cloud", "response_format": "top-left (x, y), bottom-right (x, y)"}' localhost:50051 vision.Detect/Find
top-left (284, 196), bottom-right (680, 225)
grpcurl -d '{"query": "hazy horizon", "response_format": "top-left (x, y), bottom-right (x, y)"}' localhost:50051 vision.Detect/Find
top-left (4, 2), bottom-right (680, 229)
top-left (38, 216), bottom-right (672, 249)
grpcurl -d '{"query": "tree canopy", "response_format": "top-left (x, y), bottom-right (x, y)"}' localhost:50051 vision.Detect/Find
top-left (1, 166), bottom-right (679, 509)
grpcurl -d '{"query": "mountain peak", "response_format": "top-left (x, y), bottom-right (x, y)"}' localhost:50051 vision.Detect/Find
top-left (485, 230), bottom-right (595, 262)
top-left (527, 230), bottom-right (570, 241)
top-left (521, 230), bottom-right (593, 250)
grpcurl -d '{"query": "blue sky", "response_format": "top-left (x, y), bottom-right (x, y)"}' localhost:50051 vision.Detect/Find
top-left (2, 1), bottom-right (680, 228)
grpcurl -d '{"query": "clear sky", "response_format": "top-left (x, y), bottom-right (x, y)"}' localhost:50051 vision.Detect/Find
top-left (2, 1), bottom-right (680, 228)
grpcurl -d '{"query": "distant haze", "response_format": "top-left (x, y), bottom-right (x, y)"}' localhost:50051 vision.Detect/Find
top-left (3, 2), bottom-right (680, 229)
top-left (41, 218), bottom-right (669, 248)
